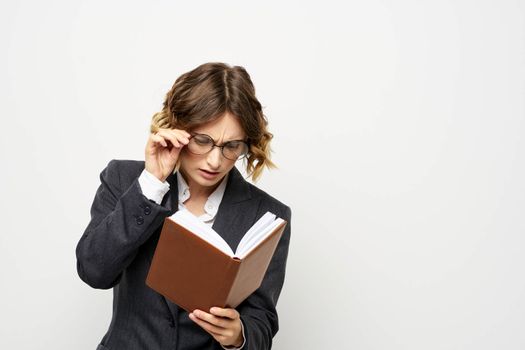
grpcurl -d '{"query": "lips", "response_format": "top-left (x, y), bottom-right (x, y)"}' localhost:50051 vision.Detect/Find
top-left (199, 169), bottom-right (220, 179)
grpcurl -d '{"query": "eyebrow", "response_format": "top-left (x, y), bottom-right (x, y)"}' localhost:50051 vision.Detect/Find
top-left (193, 132), bottom-right (246, 143)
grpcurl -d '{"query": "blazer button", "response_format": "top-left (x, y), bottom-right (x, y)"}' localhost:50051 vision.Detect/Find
top-left (136, 216), bottom-right (144, 225)
top-left (144, 206), bottom-right (151, 215)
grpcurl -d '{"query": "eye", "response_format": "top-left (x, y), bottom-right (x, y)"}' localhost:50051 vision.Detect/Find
top-left (225, 141), bottom-right (242, 150)
top-left (193, 135), bottom-right (213, 146)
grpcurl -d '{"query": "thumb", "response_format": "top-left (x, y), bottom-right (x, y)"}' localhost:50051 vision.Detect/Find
top-left (168, 144), bottom-right (182, 160)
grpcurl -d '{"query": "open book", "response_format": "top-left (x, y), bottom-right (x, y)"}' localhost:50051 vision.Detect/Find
top-left (145, 210), bottom-right (287, 313)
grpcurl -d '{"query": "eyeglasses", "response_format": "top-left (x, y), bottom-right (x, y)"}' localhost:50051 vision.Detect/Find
top-left (187, 133), bottom-right (249, 160)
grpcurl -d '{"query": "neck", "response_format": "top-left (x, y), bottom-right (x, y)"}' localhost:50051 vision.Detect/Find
top-left (179, 169), bottom-right (223, 199)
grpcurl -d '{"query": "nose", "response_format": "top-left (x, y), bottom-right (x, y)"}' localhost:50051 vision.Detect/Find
top-left (206, 146), bottom-right (222, 170)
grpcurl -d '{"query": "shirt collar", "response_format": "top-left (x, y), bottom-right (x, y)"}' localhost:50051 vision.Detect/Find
top-left (176, 171), bottom-right (229, 219)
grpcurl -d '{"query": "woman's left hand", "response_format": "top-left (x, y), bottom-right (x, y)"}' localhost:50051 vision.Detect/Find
top-left (189, 307), bottom-right (244, 347)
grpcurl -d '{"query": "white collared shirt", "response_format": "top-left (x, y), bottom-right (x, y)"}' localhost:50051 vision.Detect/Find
top-left (138, 169), bottom-right (171, 205)
top-left (176, 171), bottom-right (228, 226)
top-left (137, 169), bottom-right (228, 226)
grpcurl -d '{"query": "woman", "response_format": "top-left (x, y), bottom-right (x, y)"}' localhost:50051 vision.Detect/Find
top-left (76, 62), bottom-right (292, 350)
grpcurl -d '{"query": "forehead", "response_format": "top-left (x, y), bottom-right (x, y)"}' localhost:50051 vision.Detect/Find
top-left (192, 112), bottom-right (245, 140)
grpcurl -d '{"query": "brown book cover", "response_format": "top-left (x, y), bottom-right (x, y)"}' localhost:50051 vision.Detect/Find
top-left (145, 215), bottom-right (287, 313)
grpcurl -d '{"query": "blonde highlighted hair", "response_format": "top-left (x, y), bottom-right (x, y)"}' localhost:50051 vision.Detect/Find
top-left (150, 62), bottom-right (275, 181)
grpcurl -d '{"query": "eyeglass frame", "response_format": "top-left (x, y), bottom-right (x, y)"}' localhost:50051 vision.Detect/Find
top-left (186, 132), bottom-right (250, 160)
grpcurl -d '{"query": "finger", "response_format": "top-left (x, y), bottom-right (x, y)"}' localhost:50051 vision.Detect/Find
top-left (157, 128), bottom-right (190, 145)
top-left (175, 129), bottom-right (191, 139)
top-left (164, 129), bottom-right (189, 147)
top-left (188, 319), bottom-right (227, 346)
top-left (172, 130), bottom-right (190, 145)
top-left (210, 307), bottom-right (239, 320)
top-left (151, 134), bottom-right (168, 147)
top-left (191, 310), bottom-right (229, 328)
top-left (156, 131), bottom-right (180, 148)
top-left (189, 312), bottom-right (227, 334)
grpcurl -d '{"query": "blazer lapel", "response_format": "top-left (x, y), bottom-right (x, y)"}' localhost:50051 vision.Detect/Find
top-left (163, 171), bottom-right (180, 215)
top-left (212, 166), bottom-right (260, 253)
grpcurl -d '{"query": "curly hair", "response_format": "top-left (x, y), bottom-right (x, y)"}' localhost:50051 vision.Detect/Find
top-left (150, 62), bottom-right (275, 182)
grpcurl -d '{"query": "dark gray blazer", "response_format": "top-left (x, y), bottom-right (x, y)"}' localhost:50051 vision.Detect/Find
top-left (76, 159), bottom-right (292, 350)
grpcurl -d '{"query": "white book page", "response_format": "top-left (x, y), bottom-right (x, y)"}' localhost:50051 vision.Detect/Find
top-left (236, 218), bottom-right (284, 258)
top-left (169, 209), bottom-right (234, 256)
top-left (235, 213), bottom-right (276, 255)
top-left (235, 212), bottom-right (284, 259)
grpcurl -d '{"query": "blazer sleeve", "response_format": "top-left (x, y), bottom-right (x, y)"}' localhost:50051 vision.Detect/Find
top-left (237, 204), bottom-right (292, 350)
top-left (75, 159), bottom-right (171, 289)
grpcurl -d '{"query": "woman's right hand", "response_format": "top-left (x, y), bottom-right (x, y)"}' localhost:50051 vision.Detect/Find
top-left (145, 128), bottom-right (191, 182)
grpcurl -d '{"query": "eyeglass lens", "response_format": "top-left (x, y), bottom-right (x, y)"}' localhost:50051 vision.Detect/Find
top-left (188, 134), bottom-right (248, 160)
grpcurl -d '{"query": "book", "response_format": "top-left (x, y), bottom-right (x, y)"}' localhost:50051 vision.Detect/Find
top-left (145, 209), bottom-right (287, 313)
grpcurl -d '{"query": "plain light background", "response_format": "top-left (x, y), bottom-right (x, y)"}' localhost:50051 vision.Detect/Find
top-left (1, 0), bottom-right (524, 349)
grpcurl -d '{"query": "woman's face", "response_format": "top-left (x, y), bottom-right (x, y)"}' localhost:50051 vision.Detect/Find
top-left (178, 112), bottom-right (246, 193)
